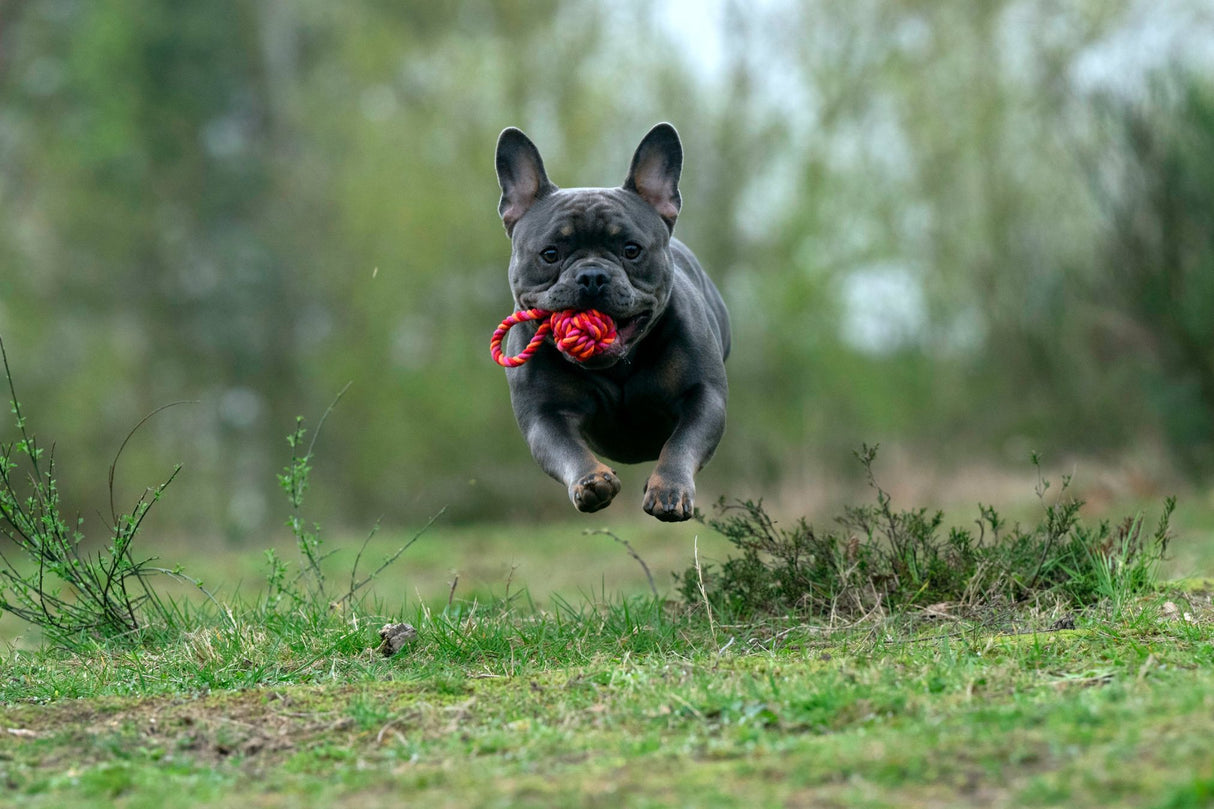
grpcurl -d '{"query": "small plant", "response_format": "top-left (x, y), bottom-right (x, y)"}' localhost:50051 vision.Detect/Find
top-left (0, 334), bottom-right (437, 652)
top-left (266, 405), bottom-right (340, 611)
top-left (265, 386), bottom-right (440, 616)
top-left (682, 444), bottom-right (1174, 620)
top-left (0, 338), bottom-right (195, 646)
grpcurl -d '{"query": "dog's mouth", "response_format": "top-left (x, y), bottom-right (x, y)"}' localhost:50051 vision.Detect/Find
top-left (566, 311), bottom-right (652, 368)
top-left (612, 312), bottom-right (651, 350)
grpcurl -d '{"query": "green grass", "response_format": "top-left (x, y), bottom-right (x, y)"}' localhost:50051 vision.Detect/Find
top-left (1, 587), bottom-right (1212, 808)
top-left (2, 467), bottom-right (1212, 808)
top-left (3, 348), bottom-right (1213, 808)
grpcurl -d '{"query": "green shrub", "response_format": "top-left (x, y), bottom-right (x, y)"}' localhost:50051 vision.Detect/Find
top-left (0, 338), bottom-right (191, 647)
top-left (682, 445), bottom-right (1174, 619)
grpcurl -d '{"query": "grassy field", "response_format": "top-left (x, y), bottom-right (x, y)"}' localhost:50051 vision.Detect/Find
top-left (2, 487), bottom-right (1214, 809)
top-left (2, 393), bottom-right (1213, 808)
top-left (1, 587), bottom-right (1212, 807)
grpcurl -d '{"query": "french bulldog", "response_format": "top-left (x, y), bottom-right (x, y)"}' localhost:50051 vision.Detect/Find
top-left (494, 123), bottom-right (729, 521)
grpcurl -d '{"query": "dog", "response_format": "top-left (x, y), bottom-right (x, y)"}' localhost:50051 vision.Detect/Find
top-left (494, 123), bottom-right (729, 521)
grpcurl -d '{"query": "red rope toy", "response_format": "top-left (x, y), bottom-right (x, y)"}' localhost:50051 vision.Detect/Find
top-left (490, 308), bottom-right (618, 367)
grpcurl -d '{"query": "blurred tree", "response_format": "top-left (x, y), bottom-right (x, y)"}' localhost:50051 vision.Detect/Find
top-left (1, 0), bottom-right (310, 536)
top-left (1087, 77), bottom-right (1214, 474)
top-left (721, 0), bottom-right (1164, 473)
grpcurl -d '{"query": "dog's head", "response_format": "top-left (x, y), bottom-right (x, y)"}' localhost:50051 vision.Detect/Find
top-left (495, 124), bottom-right (684, 367)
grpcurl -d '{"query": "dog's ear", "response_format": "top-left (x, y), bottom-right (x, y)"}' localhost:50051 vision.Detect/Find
top-left (624, 123), bottom-right (682, 232)
top-left (496, 128), bottom-right (555, 236)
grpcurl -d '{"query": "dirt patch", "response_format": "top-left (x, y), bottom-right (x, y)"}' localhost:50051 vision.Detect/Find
top-left (0, 682), bottom-right (467, 774)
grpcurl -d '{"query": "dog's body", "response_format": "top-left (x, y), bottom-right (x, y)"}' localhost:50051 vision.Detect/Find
top-left (494, 124), bottom-right (729, 521)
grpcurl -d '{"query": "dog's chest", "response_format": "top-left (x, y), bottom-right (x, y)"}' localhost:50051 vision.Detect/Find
top-left (581, 379), bottom-right (676, 464)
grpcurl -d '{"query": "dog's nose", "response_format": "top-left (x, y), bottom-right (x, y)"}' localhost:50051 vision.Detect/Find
top-left (576, 267), bottom-right (611, 295)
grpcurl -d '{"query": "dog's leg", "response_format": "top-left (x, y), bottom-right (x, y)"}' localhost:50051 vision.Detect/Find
top-left (523, 415), bottom-right (621, 513)
top-left (643, 384), bottom-right (727, 522)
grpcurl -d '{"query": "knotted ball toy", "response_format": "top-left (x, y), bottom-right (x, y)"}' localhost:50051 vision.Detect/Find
top-left (490, 308), bottom-right (618, 367)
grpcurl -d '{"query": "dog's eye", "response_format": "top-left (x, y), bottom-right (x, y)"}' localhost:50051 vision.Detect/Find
top-left (623, 242), bottom-right (642, 260)
top-left (540, 247), bottom-right (560, 264)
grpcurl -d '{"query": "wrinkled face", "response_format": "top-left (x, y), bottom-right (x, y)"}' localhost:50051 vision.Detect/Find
top-left (508, 187), bottom-right (673, 366)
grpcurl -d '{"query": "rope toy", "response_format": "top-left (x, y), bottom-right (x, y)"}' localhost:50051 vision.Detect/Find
top-left (490, 308), bottom-right (618, 367)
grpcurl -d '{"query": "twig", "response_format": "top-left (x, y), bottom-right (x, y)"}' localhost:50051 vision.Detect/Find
top-left (107, 402), bottom-right (196, 529)
top-left (145, 566), bottom-right (237, 630)
top-left (334, 507), bottom-right (445, 608)
top-left (694, 535), bottom-right (717, 645)
top-left (584, 528), bottom-right (658, 598)
top-left (0, 337), bottom-right (41, 481)
top-left (376, 717), bottom-right (409, 745)
top-left (504, 563), bottom-right (518, 604)
top-left (347, 518), bottom-right (383, 603)
top-left (304, 381), bottom-right (352, 461)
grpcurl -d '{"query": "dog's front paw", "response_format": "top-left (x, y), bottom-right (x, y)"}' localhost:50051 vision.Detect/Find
top-left (643, 472), bottom-right (695, 522)
top-left (571, 466), bottom-right (621, 513)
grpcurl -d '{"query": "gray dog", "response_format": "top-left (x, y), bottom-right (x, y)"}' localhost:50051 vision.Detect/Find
top-left (494, 123), bottom-right (729, 521)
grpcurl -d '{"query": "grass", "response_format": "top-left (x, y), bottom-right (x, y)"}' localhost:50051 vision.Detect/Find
top-left (1, 344), bottom-right (1213, 807)
top-left (1, 590), bottom-right (1212, 808)
top-left (1, 501), bottom-right (1212, 809)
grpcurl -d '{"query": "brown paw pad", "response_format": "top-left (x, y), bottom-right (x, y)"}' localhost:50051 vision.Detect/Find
top-left (643, 475), bottom-right (695, 522)
top-left (572, 469), bottom-right (621, 513)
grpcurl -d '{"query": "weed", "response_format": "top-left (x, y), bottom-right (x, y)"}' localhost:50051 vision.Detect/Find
top-left (682, 444), bottom-right (1174, 620)
top-left (265, 394), bottom-right (441, 615)
top-left (0, 338), bottom-right (436, 653)
top-left (584, 527), bottom-right (658, 598)
top-left (0, 337), bottom-right (199, 647)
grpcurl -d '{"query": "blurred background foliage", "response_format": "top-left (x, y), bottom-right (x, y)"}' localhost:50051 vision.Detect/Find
top-left (1, 0), bottom-right (1213, 540)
